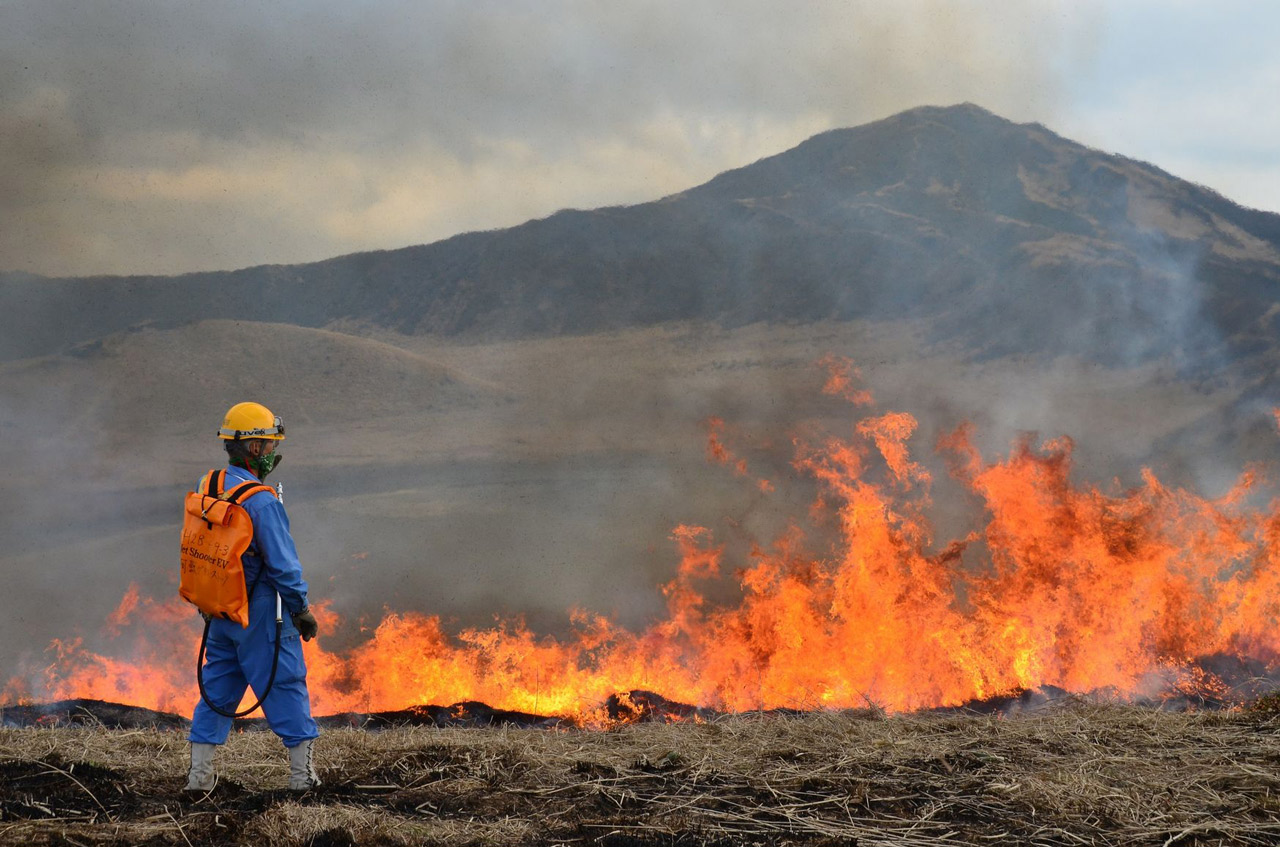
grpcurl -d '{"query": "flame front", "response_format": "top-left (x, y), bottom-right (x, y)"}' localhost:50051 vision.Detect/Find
top-left (7, 374), bottom-right (1280, 720)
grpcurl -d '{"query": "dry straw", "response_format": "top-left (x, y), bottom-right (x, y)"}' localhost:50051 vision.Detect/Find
top-left (4, 701), bottom-right (1280, 846)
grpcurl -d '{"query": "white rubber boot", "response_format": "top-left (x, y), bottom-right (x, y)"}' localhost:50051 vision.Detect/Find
top-left (184, 742), bottom-right (217, 792)
top-left (288, 738), bottom-right (321, 790)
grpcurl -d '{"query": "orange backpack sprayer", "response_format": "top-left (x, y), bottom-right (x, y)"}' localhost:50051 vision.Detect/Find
top-left (180, 468), bottom-right (283, 717)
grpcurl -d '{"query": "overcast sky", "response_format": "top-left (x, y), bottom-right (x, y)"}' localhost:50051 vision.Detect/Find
top-left (3, 0), bottom-right (1277, 278)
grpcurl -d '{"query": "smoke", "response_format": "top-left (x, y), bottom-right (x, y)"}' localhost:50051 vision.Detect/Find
top-left (0, 0), bottom-right (1085, 276)
top-left (5, 3), bottom-right (1278, 710)
top-left (0, 370), bottom-right (128, 689)
top-left (0, 314), bottom-right (1271, 705)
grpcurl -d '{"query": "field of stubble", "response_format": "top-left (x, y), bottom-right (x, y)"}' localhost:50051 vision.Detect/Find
top-left (4, 703), bottom-right (1280, 847)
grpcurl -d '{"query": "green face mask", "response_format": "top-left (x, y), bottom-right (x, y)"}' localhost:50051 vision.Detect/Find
top-left (233, 450), bottom-right (282, 478)
top-left (251, 452), bottom-right (282, 478)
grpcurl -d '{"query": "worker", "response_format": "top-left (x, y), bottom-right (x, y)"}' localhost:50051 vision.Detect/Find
top-left (185, 402), bottom-right (321, 792)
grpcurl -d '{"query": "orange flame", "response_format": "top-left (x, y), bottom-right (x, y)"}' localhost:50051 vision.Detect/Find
top-left (704, 417), bottom-right (749, 476)
top-left (705, 416), bottom-right (772, 493)
top-left (7, 375), bottom-right (1280, 720)
top-left (818, 354), bottom-right (875, 406)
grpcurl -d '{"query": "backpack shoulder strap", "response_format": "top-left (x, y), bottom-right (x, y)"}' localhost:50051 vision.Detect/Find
top-left (200, 469), bottom-right (224, 497)
top-left (224, 480), bottom-right (277, 505)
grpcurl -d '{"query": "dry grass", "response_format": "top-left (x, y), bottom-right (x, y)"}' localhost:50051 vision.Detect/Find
top-left (4, 703), bottom-right (1280, 846)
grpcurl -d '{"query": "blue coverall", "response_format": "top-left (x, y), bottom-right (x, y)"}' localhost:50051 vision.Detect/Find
top-left (188, 465), bottom-right (319, 748)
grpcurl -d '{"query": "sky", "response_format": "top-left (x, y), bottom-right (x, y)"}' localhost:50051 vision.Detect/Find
top-left (2, 0), bottom-right (1278, 279)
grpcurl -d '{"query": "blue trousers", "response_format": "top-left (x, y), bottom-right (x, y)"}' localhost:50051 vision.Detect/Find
top-left (188, 597), bottom-right (319, 748)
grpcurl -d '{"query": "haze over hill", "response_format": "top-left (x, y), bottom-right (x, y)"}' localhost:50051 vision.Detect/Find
top-left (4, 104), bottom-right (1279, 367)
top-left (3, 104), bottom-right (1278, 703)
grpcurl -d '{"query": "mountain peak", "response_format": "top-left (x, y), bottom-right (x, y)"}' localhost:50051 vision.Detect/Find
top-left (690, 102), bottom-right (1068, 204)
top-left (871, 101), bottom-right (1015, 127)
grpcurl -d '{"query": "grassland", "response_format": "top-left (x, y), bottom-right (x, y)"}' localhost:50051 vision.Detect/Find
top-left (3, 319), bottom-right (1249, 691)
top-left (4, 702), bottom-right (1280, 846)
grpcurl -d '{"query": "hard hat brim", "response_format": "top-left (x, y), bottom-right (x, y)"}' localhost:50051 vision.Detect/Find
top-left (218, 416), bottom-right (286, 440)
top-left (217, 430), bottom-right (287, 440)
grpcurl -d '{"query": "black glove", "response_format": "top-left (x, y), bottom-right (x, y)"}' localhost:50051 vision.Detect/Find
top-left (292, 607), bottom-right (318, 641)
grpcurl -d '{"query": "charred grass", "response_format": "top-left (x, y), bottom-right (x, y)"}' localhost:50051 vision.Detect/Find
top-left (3, 703), bottom-right (1280, 846)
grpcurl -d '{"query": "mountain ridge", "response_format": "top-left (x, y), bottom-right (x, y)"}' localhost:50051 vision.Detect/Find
top-left (3, 103), bottom-right (1278, 367)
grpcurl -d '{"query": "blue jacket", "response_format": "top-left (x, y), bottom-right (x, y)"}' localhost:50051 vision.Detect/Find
top-left (208, 465), bottom-right (310, 623)
top-left (191, 464), bottom-right (318, 746)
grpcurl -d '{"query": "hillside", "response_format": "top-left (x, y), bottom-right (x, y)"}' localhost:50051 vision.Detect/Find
top-left (4, 105), bottom-right (1280, 714)
top-left (4, 104), bottom-right (1279, 370)
top-left (0, 320), bottom-right (500, 460)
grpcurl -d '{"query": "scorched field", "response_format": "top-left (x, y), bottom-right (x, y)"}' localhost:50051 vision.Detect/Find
top-left (4, 702), bottom-right (1280, 847)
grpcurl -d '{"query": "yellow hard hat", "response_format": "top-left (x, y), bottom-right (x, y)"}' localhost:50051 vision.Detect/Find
top-left (218, 402), bottom-right (286, 441)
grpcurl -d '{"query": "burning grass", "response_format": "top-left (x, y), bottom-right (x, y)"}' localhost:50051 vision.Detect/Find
top-left (4, 702), bottom-right (1280, 846)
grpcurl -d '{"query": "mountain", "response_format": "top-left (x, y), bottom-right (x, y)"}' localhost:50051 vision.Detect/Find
top-left (5, 105), bottom-right (1280, 690)
top-left (5, 103), bottom-right (1279, 370)
top-left (0, 319), bottom-right (495, 434)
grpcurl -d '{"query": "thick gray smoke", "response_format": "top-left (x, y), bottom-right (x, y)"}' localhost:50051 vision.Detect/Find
top-left (3, 3), bottom-right (1278, 709)
top-left (0, 0), bottom-right (1081, 276)
top-left (0, 0), bottom-right (1092, 696)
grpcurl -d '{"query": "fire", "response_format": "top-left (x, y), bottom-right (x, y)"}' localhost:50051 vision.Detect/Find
top-left (818, 354), bottom-right (875, 406)
top-left (6, 366), bottom-right (1280, 720)
top-left (704, 416), bottom-right (772, 493)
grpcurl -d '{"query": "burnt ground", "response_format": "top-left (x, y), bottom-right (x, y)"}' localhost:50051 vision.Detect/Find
top-left (5, 664), bottom-right (1267, 734)
top-left (0, 690), bottom-right (699, 732)
top-left (4, 703), bottom-right (1280, 846)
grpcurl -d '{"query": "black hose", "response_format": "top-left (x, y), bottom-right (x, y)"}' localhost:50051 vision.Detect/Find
top-left (196, 615), bottom-right (283, 718)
